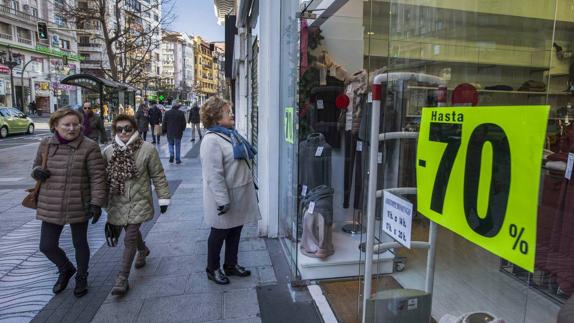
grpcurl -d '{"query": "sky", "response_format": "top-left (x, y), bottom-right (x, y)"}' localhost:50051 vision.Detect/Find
top-left (168, 0), bottom-right (225, 42)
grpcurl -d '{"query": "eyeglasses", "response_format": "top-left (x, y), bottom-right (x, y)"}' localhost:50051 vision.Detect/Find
top-left (60, 123), bottom-right (81, 130)
top-left (115, 126), bottom-right (134, 133)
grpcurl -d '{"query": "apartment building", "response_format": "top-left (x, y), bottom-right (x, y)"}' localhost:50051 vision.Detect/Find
top-left (0, 0), bottom-right (82, 113)
top-left (193, 35), bottom-right (216, 104)
top-left (161, 30), bottom-right (195, 102)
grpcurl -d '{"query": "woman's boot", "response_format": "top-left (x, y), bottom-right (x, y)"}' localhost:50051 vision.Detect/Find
top-left (111, 274), bottom-right (129, 296)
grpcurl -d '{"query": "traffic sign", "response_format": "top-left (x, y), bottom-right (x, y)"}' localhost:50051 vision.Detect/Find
top-left (416, 106), bottom-right (549, 272)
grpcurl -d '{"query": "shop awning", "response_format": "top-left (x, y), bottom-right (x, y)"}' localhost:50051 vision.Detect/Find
top-left (60, 74), bottom-right (137, 92)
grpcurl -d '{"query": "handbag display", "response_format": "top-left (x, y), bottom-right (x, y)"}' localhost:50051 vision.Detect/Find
top-left (22, 143), bottom-right (49, 209)
top-left (105, 222), bottom-right (123, 247)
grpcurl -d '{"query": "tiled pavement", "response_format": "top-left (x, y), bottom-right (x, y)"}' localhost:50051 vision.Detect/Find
top-left (0, 129), bottom-right (277, 323)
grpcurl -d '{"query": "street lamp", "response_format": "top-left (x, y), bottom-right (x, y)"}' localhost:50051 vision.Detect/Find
top-left (0, 48), bottom-right (23, 109)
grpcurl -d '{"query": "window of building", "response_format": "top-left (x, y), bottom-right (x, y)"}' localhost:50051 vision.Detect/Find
top-left (60, 39), bottom-right (71, 50)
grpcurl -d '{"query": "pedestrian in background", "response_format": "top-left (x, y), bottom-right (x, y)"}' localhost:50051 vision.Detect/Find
top-left (31, 108), bottom-right (107, 297)
top-left (82, 102), bottom-right (108, 144)
top-left (125, 105), bottom-right (135, 117)
top-left (135, 104), bottom-right (150, 141)
top-left (103, 114), bottom-right (170, 296)
top-left (162, 104), bottom-right (187, 164)
top-left (200, 97), bottom-right (259, 285)
top-left (148, 103), bottom-right (162, 144)
top-left (188, 103), bottom-right (202, 142)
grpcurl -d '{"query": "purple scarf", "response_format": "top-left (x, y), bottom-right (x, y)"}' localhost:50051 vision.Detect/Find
top-left (55, 132), bottom-right (71, 144)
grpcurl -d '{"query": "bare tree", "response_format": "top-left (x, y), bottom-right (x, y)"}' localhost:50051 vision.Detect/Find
top-left (57, 0), bottom-right (176, 88)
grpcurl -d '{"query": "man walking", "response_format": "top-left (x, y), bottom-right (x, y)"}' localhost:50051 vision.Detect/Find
top-left (162, 104), bottom-right (187, 164)
top-left (148, 103), bottom-right (163, 144)
top-left (81, 102), bottom-right (108, 144)
top-left (188, 103), bottom-right (202, 142)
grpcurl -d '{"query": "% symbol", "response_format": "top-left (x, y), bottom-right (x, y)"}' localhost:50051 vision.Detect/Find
top-left (509, 224), bottom-right (528, 255)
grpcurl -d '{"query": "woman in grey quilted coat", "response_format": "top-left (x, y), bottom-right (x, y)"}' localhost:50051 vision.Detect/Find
top-left (102, 114), bottom-right (171, 296)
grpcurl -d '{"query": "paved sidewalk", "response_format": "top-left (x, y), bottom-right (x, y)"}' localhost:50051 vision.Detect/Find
top-left (0, 128), bottom-right (275, 322)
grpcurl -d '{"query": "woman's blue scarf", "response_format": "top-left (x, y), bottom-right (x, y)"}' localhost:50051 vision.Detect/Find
top-left (208, 126), bottom-right (257, 161)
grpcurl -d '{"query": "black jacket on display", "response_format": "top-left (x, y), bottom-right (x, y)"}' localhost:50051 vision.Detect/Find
top-left (162, 108), bottom-right (187, 139)
top-left (298, 133), bottom-right (332, 192)
top-left (310, 86), bottom-right (344, 149)
top-left (148, 106), bottom-right (162, 125)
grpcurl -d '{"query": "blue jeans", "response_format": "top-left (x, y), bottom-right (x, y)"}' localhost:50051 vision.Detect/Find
top-left (168, 137), bottom-right (182, 162)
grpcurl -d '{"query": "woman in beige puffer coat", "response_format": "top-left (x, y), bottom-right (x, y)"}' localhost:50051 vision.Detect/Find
top-left (102, 114), bottom-right (170, 296)
top-left (31, 108), bottom-right (107, 298)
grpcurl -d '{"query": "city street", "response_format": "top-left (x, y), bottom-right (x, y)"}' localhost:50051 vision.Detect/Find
top-left (0, 121), bottom-right (304, 323)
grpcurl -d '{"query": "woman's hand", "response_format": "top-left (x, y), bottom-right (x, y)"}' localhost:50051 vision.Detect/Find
top-left (90, 205), bottom-right (102, 224)
top-left (217, 204), bottom-right (230, 216)
top-left (32, 168), bottom-right (51, 182)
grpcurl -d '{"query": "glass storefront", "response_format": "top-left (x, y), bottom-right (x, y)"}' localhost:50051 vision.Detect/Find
top-left (278, 0), bottom-right (574, 322)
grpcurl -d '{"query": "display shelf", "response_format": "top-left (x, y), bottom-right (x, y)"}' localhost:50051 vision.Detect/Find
top-left (297, 221), bottom-right (394, 280)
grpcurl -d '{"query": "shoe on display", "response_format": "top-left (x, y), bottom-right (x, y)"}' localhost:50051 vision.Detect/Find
top-left (134, 247), bottom-right (150, 269)
top-left (169, 157), bottom-right (174, 163)
top-left (74, 273), bottom-right (89, 297)
top-left (223, 264), bottom-right (251, 277)
top-left (206, 268), bottom-right (230, 285)
top-left (52, 266), bottom-right (77, 294)
top-left (111, 275), bottom-right (129, 296)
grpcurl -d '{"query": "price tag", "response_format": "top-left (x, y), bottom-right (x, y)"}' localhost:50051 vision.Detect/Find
top-left (356, 141), bottom-right (363, 152)
top-left (382, 191), bottom-right (413, 248)
top-left (566, 153), bottom-right (574, 180)
top-left (307, 202), bottom-right (316, 214)
top-left (315, 146), bottom-right (324, 157)
top-left (301, 185), bottom-right (308, 197)
top-left (317, 100), bottom-right (325, 110)
top-left (378, 152), bottom-right (383, 164)
top-left (416, 106), bottom-right (550, 272)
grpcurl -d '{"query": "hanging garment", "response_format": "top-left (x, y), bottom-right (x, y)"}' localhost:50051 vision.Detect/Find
top-left (299, 133), bottom-right (332, 191)
top-left (310, 86), bottom-right (344, 148)
top-left (300, 185), bottom-right (334, 258)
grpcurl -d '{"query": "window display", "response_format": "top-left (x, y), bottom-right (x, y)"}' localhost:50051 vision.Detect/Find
top-left (277, 0), bottom-right (573, 321)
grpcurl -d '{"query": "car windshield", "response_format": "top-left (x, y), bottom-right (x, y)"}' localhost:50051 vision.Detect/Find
top-left (0, 108), bottom-right (7, 117)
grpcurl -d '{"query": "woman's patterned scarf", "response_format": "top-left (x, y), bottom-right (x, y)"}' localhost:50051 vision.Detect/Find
top-left (107, 134), bottom-right (143, 194)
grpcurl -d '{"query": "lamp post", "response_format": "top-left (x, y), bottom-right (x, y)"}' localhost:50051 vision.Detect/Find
top-left (0, 48), bottom-right (23, 109)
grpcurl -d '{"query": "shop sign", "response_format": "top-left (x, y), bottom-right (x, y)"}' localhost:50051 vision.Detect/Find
top-left (416, 106), bottom-right (549, 272)
top-left (0, 65), bottom-right (9, 75)
top-left (35, 45), bottom-right (84, 61)
top-left (382, 191), bottom-right (413, 248)
top-left (35, 81), bottom-right (51, 97)
top-left (285, 107), bottom-right (294, 144)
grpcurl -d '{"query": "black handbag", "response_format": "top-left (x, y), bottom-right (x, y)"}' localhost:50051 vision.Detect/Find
top-left (105, 222), bottom-right (123, 247)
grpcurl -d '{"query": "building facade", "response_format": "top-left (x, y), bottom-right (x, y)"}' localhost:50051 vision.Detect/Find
top-left (217, 0), bottom-right (574, 322)
top-left (161, 30), bottom-right (195, 103)
top-left (193, 35), bottom-right (216, 104)
top-left (211, 42), bottom-right (227, 99)
top-left (0, 0), bottom-right (82, 113)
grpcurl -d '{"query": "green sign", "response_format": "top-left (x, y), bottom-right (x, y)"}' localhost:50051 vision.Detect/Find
top-left (35, 45), bottom-right (83, 61)
top-left (416, 106), bottom-right (549, 272)
top-left (285, 107), bottom-right (294, 144)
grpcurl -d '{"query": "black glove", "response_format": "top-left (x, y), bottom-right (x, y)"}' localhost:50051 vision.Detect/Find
top-left (160, 205), bottom-right (168, 214)
top-left (32, 168), bottom-right (51, 182)
top-left (217, 204), bottom-right (230, 216)
top-left (90, 205), bottom-right (102, 224)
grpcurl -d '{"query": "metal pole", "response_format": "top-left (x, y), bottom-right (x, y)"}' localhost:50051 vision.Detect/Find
top-left (425, 221), bottom-right (438, 294)
top-left (362, 81), bottom-right (382, 323)
top-left (20, 59), bottom-right (36, 113)
top-left (9, 65), bottom-right (16, 108)
top-left (99, 84), bottom-right (104, 117)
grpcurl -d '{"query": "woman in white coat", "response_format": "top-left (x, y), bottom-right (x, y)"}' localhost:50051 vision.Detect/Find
top-left (200, 97), bottom-right (259, 285)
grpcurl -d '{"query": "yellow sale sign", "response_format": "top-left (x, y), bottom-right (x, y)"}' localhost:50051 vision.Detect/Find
top-left (416, 106), bottom-right (549, 271)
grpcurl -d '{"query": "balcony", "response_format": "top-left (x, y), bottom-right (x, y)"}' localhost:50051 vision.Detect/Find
top-left (78, 43), bottom-right (102, 51)
top-left (0, 32), bottom-right (12, 40)
top-left (17, 36), bottom-right (32, 45)
top-left (0, 5), bottom-right (39, 24)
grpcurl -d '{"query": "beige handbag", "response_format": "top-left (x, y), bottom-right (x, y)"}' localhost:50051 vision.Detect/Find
top-left (22, 144), bottom-right (49, 209)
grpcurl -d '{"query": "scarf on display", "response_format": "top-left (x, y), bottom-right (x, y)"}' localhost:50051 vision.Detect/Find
top-left (207, 126), bottom-right (257, 161)
top-left (82, 111), bottom-right (92, 136)
top-left (107, 131), bottom-right (143, 195)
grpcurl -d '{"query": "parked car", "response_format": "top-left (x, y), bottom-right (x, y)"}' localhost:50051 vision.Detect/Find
top-left (0, 107), bottom-right (35, 138)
